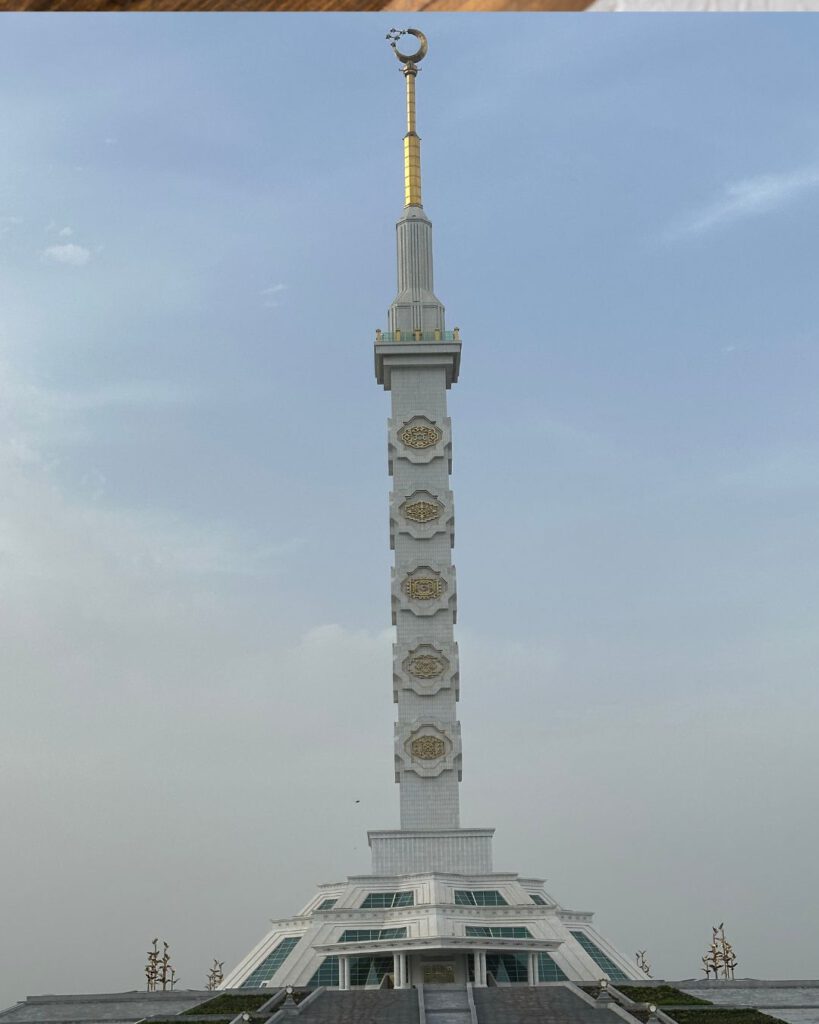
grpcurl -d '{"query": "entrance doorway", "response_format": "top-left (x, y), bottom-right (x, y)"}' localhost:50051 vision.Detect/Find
top-left (423, 962), bottom-right (456, 984)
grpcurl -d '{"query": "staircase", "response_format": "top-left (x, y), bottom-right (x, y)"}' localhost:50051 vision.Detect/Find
top-left (293, 988), bottom-right (419, 1024)
top-left (423, 984), bottom-right (474, 1024)
top-left (472, 983), bottom-right (635, 1024)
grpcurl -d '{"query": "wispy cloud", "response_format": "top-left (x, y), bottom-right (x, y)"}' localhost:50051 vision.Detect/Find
top-left (261, 282), bottom-right (287, 308)
top-left (0, 215), bottom-right (23, 236)
top-left (58, 226), bottom-right (73, 238)
top-left (42, 242), bottom-right (91, 266)
top-left (666, 164), bottom-right (819, 240)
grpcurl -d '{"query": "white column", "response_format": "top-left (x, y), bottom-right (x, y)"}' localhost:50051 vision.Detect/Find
top-left (393, 953), bottom-right (400, 989)
top-left (474, 951), bottom-right (487, 987)
top-left (401, 954), bottom-right (409, 989)
top-left (339, 955), bottom-right (350, 991)
top-left (528, 952), bottom-right (537, 986)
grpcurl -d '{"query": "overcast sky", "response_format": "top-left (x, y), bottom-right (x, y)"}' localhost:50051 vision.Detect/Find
top-left (1, 13), bottom-right (818, 1011)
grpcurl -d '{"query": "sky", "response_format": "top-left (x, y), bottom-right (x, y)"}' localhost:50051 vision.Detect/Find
top-left (1, 12), bottom-right (819, 1011)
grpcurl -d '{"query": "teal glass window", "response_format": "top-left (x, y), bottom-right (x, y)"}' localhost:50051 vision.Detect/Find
top-left (241, 937), bottom-right (300, 988)
top-left (339, 927), bottom-right (407, 942)
top-left (537, 952), bottom-right (568, 981)
top-left (530, 894), bottom-right (547, 905)
top-left (307, 956), bottom-right (339, 988)
top-left (466, 926), bottom-right (532, 938)
top-left (486, 952), bottom-right (529, 983)
top-left (349, 956), bottom-right (393, 987)
top-left (360, 891), bottom-right (414, 908)
top-left (316, 899), bottom-right (337, 911)
top-left (570, 931), bottom-right (628, 982)
top-left (454, 890), bottom-right (507, 906)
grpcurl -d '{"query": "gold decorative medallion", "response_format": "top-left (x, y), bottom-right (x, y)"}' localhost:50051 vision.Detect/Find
top-left (404, 500), bottom-right (441, 523)
top-left (400, 424), bottom-right (441, 449)
top-left (407, 654), bottom-right (445, 678)
top-left (411, 735), bottom-right (446, 760)
top-left (404, 576), bottom-right (444, 601)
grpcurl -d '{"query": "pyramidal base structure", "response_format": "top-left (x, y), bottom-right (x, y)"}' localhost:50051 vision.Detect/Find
top-left (221, 30), bottom-right (641, 996)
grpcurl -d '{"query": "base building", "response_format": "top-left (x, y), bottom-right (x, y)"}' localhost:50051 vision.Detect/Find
top-left (220, 29), bottom-right (642, 996)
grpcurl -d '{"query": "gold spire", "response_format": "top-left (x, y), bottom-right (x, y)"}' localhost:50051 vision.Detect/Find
top-left (387, 29), bottom-right (429, 208)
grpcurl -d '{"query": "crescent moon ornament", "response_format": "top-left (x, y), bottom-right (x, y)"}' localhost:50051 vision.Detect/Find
top-left (386, 28), bottom-right (429, 66)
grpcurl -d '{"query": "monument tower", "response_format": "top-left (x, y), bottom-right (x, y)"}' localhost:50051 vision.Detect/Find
top-left (220, 31), bottom-right (641, 992)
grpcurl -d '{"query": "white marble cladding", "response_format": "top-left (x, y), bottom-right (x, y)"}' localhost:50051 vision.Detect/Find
top-left (389, 486), bottom-right (455, 548)
top-left (220, 867), bottom-right (645, 989)
top-left (393, 638), bottom-right (459, 701)
top-left (395, 717), bottom-right (462, 781)
top-left (391, 562), bottom-right (457, 623)
top-left (388, 205), bottom-right (446, 336)
top-left (368, 833), bottom-right (495, 876)
top-left (388, 413), bottom-right (452, 474)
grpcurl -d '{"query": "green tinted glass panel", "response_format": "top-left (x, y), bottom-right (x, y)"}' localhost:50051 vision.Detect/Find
top-left (570, 931), bottom-right (628, 982)
top-left (360, 891), bottom-right (414, 908)
top-left (307, 956), bottom-right (339, 988)
top-left (466, 926), bottom-right (531, 938)
top-left (241, 937), bottom-right (300, 988)
top-left (454, 890), bottom-right (507, 906)
top-left (316, 899), bottom-right (337, 911)
top-left (349, 956), bottom-right (393, 987)
top-left (537, 952), bottom-right (568, 981)
top-left (487, 952), bottom-right (528, 983)
top-left (530, 894), bottom-right (547, 905)
top-left (339, 928), bottom-right (407, 942)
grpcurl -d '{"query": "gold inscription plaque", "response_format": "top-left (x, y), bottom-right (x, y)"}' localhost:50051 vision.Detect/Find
top-left (411, 736), bottom-right (446, 760)
top-left (408, 654), bottom-right (445, 678)
top-left (400, 424), bottom-right (441, 449)
top-left (404, 500), bottom-right (440, 523)
top-left (404, 576), bottom-right (444, 601)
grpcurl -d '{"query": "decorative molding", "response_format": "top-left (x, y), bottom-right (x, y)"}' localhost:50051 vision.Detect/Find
top-left (389, 487), bottom-right (454, 547)
top-left (388, 413), bottom-right (452, 474)
top-left (391, 564), bottom-right (456, 623)
top-left (393, 639), bottom-right (459, 700)
top-left (395, 718), bottom-right (462, 780)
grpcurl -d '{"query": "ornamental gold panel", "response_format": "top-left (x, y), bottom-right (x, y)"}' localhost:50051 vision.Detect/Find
top-left (410, 736), bottom-right (446, 760)
top-left (407, 654), bottom-right (445, 678)
top-left (403, 576), bottom-right (444, 601)
top-left (400, 424), bottom-right (441, 449)
top-left (404, 500), bottom-right (441, 524)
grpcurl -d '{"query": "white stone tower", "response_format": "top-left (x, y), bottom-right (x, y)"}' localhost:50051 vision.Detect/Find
top-left (220, 31), bottom-right (642, 992)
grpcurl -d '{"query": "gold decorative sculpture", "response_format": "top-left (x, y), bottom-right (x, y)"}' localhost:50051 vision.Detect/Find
top-left (404, 499), bottom-right (441, 523)
top-left (206, 959), bottom-right (224, 991)
top-left (400, 423), bottom-right (441, 449)
top-left (636, 950), bottom-right (652, 977)
top-left (411, 735), bottom-right (446, 759)
top-left (403, 576), bottom-right (444, 600)
top-left (407, 653), bottom-right (445, 678)
top-left (701, 923), bottom-right (738, 979)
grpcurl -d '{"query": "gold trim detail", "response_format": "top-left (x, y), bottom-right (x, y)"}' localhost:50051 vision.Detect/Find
top-left (404, 577), bottom-right (444, 601)
top-left (411, 736), bottom-right (445, 760)
top-left (407, 654), bottom-right (445, 679)
top-left (400, 424), bottom-right (441, 449)
top-left (404, 500), bottom-right (440, 523)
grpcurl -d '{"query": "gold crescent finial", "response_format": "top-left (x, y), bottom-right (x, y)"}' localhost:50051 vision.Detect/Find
top-left (386, 28), bottom-right (428, 67)
top-left (386, 29), bottom-right (428, 207)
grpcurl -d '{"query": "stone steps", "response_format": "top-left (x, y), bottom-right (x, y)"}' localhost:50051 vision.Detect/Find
top-left (423, 984), bottom-right (473, 1024)
top-left (293, 988), bottom-right (418, 1024)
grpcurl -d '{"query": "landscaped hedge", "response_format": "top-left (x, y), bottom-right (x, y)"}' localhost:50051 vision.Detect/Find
top-left (667, 1010), bottom-right (788, 1024)
top-left (617, 987), bottom-right (712, 1006)
top-left (182, 994), bottom-right (273, 1015)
